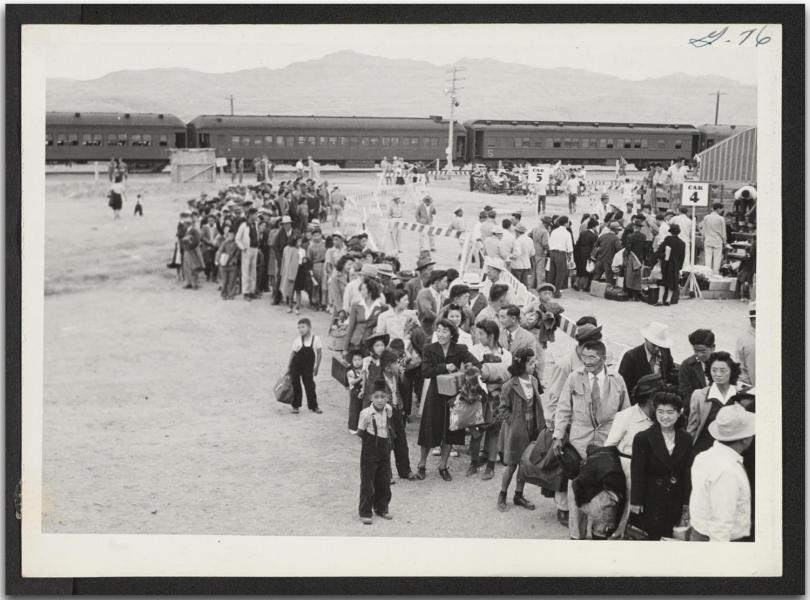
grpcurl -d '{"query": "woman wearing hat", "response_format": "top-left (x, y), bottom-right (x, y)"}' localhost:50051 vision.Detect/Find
top-left (629, 392), bottom-right (692, 540)
top-left (344, 277), bottom-right (388, 356)
top-left (416, 319), bottom-right (480, 481)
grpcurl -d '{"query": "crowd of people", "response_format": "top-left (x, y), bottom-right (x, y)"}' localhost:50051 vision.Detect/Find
top-left (164, 162), bottom-right (757, 541)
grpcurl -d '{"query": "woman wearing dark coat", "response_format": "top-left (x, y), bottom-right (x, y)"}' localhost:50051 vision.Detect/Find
top-left (629, 392), bottom-right (691, 540)
top-left (650, 224), bottom-right (686, 305)
top-left (573, 217), bottom-right (598, 290)
top-left (416, 319), bottom-right (480, 482)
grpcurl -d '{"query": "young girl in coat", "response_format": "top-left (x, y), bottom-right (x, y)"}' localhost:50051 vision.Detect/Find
top-left (497, 347), bottom-right (545, 512)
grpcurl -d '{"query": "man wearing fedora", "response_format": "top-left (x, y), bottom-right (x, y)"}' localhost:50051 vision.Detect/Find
top-left (689, 404), bottom-right (754, 542)
top-left (461, 273), bottom-right (487, 318)
top-left (405, 255), bottom-right (435, 309)
top-left (618, 322), bottom-right (677, 400)
top-left (415, 195), bottom-right (437, 253)
top-left (415, 270), bottom-right (448, 324)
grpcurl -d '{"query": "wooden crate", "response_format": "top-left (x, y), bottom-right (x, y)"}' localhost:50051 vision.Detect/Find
top-left (170, 148), bottom-right (216, 183)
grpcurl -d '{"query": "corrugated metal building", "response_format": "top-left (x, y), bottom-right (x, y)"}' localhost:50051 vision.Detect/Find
top-left (695, 127), bottom-right (757, 184)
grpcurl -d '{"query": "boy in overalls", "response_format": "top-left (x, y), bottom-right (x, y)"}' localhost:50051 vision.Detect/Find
top-left (287, 318), bottom-right (322, 415)
top-left (357, 380), bottom-right (393, 524)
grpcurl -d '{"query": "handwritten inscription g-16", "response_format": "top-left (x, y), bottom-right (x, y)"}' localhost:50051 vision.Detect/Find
top-left (689, 25), bottom-right (771, 48)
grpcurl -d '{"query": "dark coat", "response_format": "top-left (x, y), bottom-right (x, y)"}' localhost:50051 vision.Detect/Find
top-left (574, 229), bottom-right (597, 276)
top-left (497, 376), bottom-right (545, 465)
top-left (591, 232), bottom-right (623, 266)
top-left (624, 230), bottom-right (647, 263)
top-left (678, 355), bottom-right (706, 412)
top-left (572, 446), bottom-right (626, 507)
top-left (618, 344), bottom-right (676, 402)
top-left (417, 342), bottom-right (480, 448)
top-left (629, 425), bottom-right (692, 540)
top-left (651, 234), bottom-right (686, 290)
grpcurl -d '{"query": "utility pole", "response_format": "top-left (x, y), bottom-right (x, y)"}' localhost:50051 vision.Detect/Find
top-left (444, 66), bottom-right (466, 171)
top-left (228, 94), bottom-right (235, 116)
top-left (709, 90), bottom-right (727, 125)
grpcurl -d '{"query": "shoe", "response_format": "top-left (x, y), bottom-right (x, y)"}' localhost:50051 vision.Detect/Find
top-left (404, 471), bottom-right (419, 481)
top-left (438, 468), bottom-right (452, 482)
top-left (416, 465), bottom-right (426, 480)
top-left (310, 408), bottom-right (323, 414)
top-left (557, 510), bottom-right (569, 527)
top-left (497, 492), bottom-right (508, 512)
top-left (481, 464), bottom-right (494, 480)
top-left (376, 512), bottom-right (393, 520)
top-left (291, 408), bottom-right (300, 414)
top-left (466, 463), bottom-right (479, 477)
top-left (513, 493), bottom-right (536, 510)
top-left (360, 516), bottom-right (372, 525)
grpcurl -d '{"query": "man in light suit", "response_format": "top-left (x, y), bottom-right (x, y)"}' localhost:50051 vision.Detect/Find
top-left (235, 208), bottom-right (260, 300)
top-left (701, 202), bottom-right (728, 273)
top-left (552, 340), bottom-right (630, 539)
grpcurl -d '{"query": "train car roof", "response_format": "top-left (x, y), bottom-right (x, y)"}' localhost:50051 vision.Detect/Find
top-left (696, 124), bottom-right (755, 136)
top-left (188, 114), bottom-right (462, 131)
top-left (464, 119), bottom-right (698, 132)
top-left (46, 111), bottom-right (186, 128)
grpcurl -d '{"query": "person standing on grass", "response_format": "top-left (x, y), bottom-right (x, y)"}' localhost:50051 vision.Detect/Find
top-left (496, 347), bottom-right (544, 512)
top-left (287, 317), bottom-right (322, 415)
top-left (108, 174), bottom-right (126, 220)
top-left (357, 380), bottom-right (394, 525)
top-left (235, 208), bottom-right (260, 301)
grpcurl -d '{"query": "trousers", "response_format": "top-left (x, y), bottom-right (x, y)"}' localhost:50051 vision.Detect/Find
top-left (531, 255), bottom-right (547, 287)
top-left (359, 435), bottom-right (392, 518)
top-left (241, 247), bottom-right (258, 294)
top-left (389, 405), bottom-right (413, 478)
top-left (548, 250), bottom-right (569, 292)
top-left (705, 245), bottom-right (723, 273)
top-left (220, 266), bottom-right (238, 298)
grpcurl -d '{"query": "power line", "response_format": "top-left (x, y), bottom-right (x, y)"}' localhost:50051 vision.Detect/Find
top-left (708, 90), bottom-right (727, 125)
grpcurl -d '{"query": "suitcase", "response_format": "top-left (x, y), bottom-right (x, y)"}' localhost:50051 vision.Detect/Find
top-left (589, 280), bottom-right (608, 298)
top-left (641, 285), bottom-right (660, 305)
top-left (605, 284), bottom-right (629, 302)
top-left (436, 372), bottom-right (464, 396)
top-left (331, 355), bottom-right (350, 388)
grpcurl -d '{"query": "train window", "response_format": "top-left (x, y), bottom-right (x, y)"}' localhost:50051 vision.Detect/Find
top-left (253, 136), bottom-right (262, 146)
top-left (319, 136), bottom-right (328, 145)
top-left (339, 137), bottom-right (348, 145)
top-left (606, 139), bottom-right (614, 149)
top-left (390, 136), bottom-right (399, 145)
top-left (92, 134), bottom-right (102, 146)
top-left (350, 137), bottom-right (358, 145)
top-left (232, 136), bottom-right (241, 147)
top-left (360, 137), bottom-right (369, 146)
top-left (297, 136), bottom-right (306, 146)
top-left (431, 137), bottom-right (439, 147)
top-left (563, 138), bottom-right (571, 148)
top-left (641, 139), bottom-right (648, 149)
top-left (513, 138), bottom-right (521, 148)
top-left (381, 137), bottom-right (390, 146)
top-left (142, 134), bottom-right (152, 146)
top-left (130, 134), bottom-right (142, 146)
top-left (159, 135), bottom-right (169, 147)
top-left (599, 138), bottom-right (607, 148)
top-left (307, 136), bottom-right (316, 145)
top-left (657, 139), bottom-right (666, 149)
top-left (411, 137), bottom-right (419, 145)
top-left (674, 139), bottom-right (683, 149)
top-left (241, 136), bottom-right (251, 146)
top-left (286, 136), bottom-right (295, 146)
top-left (533, 139), bottom-right (543, 148)
top-left (67, 133), bottom-right (78, 146)
top-left (276, 136), bottom-right (285, 146)
top-left (81, 134), bottom-right (93, 146)
top-left (46, 133), bottom-right (53, 146)
top-left (591, 138), bottom-right (597, 147)
top-left (264, 136), bottom-right (274, 146)
top-left (370, 137), bottom-right (379, 146)
top-left (581, 139), bottom-right (589, 149)
top-left (107, 134), bottom-right (117, 145)
top-left (553, 138), bottom-right (561, 148)
top-left (633, 139), bottom-right (641, 149)
top-left (329, 137), bottom-right (337, 146)
top-left (56, 133), bottom-right (67, 146)
top-left (623, 139), bottom-right (632, 149)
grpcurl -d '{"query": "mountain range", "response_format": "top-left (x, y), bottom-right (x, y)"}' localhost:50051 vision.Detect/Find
top-left (47, 50), bottom-right (757, 126)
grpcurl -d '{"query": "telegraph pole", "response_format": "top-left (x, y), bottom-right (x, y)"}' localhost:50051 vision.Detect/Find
top-left (444, 66), bottom-right (466, 171)
top-left (229, 94), bottom-right (235, 116)
top-left (709, 90), bottom-right (727, 125)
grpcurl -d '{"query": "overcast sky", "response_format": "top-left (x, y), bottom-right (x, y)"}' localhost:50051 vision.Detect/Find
top-left (32, 24), bottom-right (763, 84)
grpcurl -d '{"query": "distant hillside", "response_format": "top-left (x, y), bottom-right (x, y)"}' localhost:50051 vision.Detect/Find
top-left (47, 50), bottom-right (757, 126)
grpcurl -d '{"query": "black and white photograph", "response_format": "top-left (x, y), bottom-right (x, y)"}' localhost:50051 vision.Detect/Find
top-left (13, 9), bottom-right (796, 585)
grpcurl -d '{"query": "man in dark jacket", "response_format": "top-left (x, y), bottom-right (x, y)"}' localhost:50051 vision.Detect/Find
top-left (619, 322), bottom-right (677, 401)
top-left (590, 221), bottom-right (624, 284)
top-left (678, 329), bottom-right (715, 411)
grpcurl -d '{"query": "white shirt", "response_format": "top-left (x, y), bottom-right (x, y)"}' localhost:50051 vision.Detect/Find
top-left (375, 308), bottom-right (415, 342)
top-left (472, 221), bottom-right (483, 242)
top-left (605, 404), bottom-right (653, 458)
top-left (668, 164), bottom-right (687, 185)
top-left (548, 227), bottom-right (574, 253)
top-left (566, 179), bottom-right (580, 195)
top-left (291, 333), bottom-right (322, 352)
top-left (512, 235), bottom-right (535, 269)
top-left (689, 441), bottom-right (751, 541)
top-left (671, 214), bottom-right (693, 246)
top-left (500, 230), bottom-right (516, 258)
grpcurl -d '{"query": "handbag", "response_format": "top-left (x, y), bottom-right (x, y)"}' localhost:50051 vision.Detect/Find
top-left (566, 254), bottom-right (576, 270)
top-left (449, 397), bottom-right (485, 431)
top-left (586, 259), bottom-right (596, 273)
top-left (273, 374), bottom-right (293, 405)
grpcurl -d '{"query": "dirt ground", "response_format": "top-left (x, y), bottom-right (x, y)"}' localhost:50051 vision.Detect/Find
top-left (41, 172), bottom-right (749, 537)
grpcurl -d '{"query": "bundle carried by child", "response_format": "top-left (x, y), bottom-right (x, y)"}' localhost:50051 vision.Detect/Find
top-left (448, 365), bottom-right (486, 431)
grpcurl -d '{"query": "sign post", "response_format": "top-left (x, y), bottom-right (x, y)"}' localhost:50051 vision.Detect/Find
top-left (681, 181), bottom-right (710, 299)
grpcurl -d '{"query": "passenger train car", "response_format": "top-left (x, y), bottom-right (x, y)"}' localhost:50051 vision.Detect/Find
top-left (45, 110), bottom-right (749, 170)
top-left (186, 114), bottom-right (466, 168)
top-left (45, 112), bottom-right (187, 170)
top-left (464, 119), bottom-right (701, 168)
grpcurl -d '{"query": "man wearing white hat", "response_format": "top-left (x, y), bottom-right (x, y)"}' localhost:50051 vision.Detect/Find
top-left (618, 322), bottom-right (676, 398)
top-left (736, 302), bottom-right (756, 387)
top-left (478, 256), bottom-right (508, 305)
top-left (688, 404), bottom-right (754, 541)
top-left (461, 272), bottom-right (487, 318)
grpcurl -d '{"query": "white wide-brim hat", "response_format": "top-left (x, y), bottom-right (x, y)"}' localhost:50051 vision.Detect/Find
top-left (708, 404), bottom-right (755, 442)
top-left (640, 321), bottom-right (674, 349)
